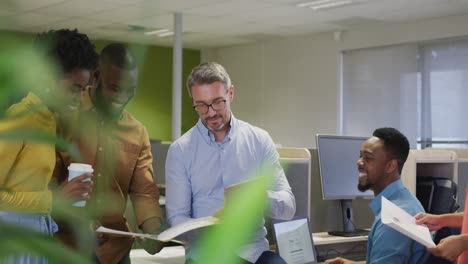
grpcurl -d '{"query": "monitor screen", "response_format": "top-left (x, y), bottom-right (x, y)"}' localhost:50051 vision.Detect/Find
top-left (316, 134), bottom-right (374, 200)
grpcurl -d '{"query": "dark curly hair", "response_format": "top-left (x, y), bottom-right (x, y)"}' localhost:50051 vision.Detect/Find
top-left (373, 127), bottom-right (410, 174)
top-left (34, 28), bottom-right (98, 74)
top-left (100, 43), bottom-right (137, 70)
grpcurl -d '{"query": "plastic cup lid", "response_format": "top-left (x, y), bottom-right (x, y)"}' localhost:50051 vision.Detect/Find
top-left (68, 163), bottom-right (94, 173)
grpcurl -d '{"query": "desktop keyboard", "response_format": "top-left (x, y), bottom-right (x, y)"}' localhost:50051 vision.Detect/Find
top-left (318, 252), bottom-right (367, 262)
top-left (328, 229), bottom-right (369, 237)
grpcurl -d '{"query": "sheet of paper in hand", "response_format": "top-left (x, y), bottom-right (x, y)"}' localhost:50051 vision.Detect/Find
top-left (381, 196), bottom-right (435, 248)
top-left (96, 216), bottom-right (218, 242)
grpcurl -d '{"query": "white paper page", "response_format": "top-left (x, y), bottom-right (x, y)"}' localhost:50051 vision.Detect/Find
top-left (96, 216), bottom-right (217, 242)
top-left (157, 216), bottom-right (218, 241)
top-left (95, 226), bottom-right (158, 240)
top-left (381, 196), bottom-right (435, 248)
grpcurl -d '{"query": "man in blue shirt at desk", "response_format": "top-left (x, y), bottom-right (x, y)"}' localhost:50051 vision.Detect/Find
top-left (165, 62), bottom-right (296, 264)
top-left (325, 128), bottom-right (427, 264)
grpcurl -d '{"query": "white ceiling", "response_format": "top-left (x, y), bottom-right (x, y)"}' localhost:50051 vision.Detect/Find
top-left (1, 0), bottom-right (468, 49)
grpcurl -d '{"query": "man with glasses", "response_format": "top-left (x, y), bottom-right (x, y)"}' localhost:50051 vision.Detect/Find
top-left (325, 128), bottom-right (427, 264)
top-left (165, 62), bottom-right (296, 264)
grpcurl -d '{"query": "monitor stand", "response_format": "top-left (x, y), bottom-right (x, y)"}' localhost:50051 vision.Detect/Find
top-left (327, 199), bottom-right (370, 237)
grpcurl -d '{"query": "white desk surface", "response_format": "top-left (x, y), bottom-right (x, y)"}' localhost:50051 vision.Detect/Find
top-left (130, 246), bottom-right (185, 264)
top-left (313, 232), bottom-right (368, 246)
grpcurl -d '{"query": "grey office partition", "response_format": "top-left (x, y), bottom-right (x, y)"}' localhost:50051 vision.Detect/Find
top-left (458, 162), bottom-right (468, 211)
top-left (281, 161), bottom-right (311, 221)
top-left (150, 140), bottom-right (171, 185)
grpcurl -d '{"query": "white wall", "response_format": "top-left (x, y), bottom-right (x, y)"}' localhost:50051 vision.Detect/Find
top-left (201, 14), bottom-right (468, 148)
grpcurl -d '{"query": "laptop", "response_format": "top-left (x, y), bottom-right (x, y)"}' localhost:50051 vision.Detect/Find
top-left (272, 217), bottom-right (319, 264)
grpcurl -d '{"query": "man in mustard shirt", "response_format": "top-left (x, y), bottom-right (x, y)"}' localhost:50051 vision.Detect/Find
top-left (0, 29), bottom-right (98, 263)
top-left (54, 43), bottom-right (163, 264)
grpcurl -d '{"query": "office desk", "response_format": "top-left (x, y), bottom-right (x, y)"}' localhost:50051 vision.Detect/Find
top-left (313, 232), bottom-right (368, 261)
top-left (313, 232), bottom-right (368, 245)
top-left (130, 233), bottom-right (368, 263)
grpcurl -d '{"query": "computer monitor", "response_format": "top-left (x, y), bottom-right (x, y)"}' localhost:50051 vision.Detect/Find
top-left (316, 134), bottom-right (374, 237)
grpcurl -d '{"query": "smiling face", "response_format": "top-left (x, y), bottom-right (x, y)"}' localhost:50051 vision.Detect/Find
top-left (356, 136), bottom-right (395, 194)
top-left (93, 63), bottom-right (137, 117)
top-left (191, 81), bottom-right (234, 135)
top-left (55, 68), bottom-right (91, 115)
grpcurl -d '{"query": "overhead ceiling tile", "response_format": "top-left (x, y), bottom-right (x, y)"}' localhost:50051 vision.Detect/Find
top-left (185, 0), bottom-right (274, 17)
top-left (258, 11), bottom-right (338, 27)
top-left (137, 0), bottom-right (227, 13)
top-left (258, 0), bottom-right (304, 3)
top-left (1, 12), bottom-right (68, 28)
top-left (42, 18), bottom-right (111, 31)
top-left (83, 5), bottom-right (169, 23)
top-left (100, 0), bottom-right (149, 6)
top-left (1, 0), bottom-right (468, 49)
top-left (267, 23), bottom-right (344, 36)
top-left (0, 0), bottom-right (66, 12)
top-left (34, 0), bottom-right (116, 17)
top-left (129, 13), bottom-right (173, 28)
top-left (234, 5), bottom-right (316, 22)
top-left (326, 16), bottom-right (384, 27)
top-left (179, 15), bottom-right (246, 32)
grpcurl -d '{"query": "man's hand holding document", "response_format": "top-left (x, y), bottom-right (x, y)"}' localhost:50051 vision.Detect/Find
top-left (96, 216), bottom-right (219, 243)
top-left (381, 196), bottom-right (436, 248)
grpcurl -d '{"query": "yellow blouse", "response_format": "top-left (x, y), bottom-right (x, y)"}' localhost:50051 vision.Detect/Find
top-left (0, 92), bottom-right (56, 213)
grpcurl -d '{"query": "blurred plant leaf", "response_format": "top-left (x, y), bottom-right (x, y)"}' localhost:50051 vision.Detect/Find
top-left (0, 41), bottom-right (57, 116)
top-left (196, 174), bottom-right (270, 264)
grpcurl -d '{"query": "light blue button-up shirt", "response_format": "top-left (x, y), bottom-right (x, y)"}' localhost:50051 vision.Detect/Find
top-left (367, 179), bottom-right (427, 264)
top-left (165, 115), bottom-right (296, 262)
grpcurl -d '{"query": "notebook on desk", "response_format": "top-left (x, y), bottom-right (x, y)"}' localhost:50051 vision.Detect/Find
top-left (272, 217), bottom-right (320, 264)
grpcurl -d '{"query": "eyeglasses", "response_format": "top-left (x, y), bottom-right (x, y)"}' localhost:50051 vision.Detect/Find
top-left (193, 99), bottom-right (227, 114)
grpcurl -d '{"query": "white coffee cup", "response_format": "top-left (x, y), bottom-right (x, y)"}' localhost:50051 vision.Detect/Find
top-left (68, 163), bottom-right (93, 207)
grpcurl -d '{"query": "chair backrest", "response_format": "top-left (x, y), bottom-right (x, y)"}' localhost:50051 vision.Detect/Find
top-left (265, 148), bottom-right (312, 245)
top-left (277, 147), bottom-right (312, 222)
top-left (416, 177), bottom-right (459, 214)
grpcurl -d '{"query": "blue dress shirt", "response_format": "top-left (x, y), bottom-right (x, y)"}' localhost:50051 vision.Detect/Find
top-left (367, 179), bottom-right (427, 264)
top-left (165, 115), bottom-right (296, 262)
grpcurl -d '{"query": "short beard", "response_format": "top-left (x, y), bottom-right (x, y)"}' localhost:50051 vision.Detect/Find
top-left (204, 115), bottom-right (225, 131)
top-left (358, 183), bottom-right (372, 192)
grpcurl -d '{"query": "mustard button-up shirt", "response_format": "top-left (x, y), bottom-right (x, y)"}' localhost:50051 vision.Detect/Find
top-left (0, 92), bottom-right (55, 213)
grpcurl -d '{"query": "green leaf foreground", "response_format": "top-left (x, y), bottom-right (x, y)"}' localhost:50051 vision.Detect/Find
top-left (197, 174), bottom-right (271, 264)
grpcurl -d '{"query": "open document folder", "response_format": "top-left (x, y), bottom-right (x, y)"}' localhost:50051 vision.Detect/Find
top-left (381, 196), bottom-right (435, 248)
top-left (96, 216), bottom-right (218, 242)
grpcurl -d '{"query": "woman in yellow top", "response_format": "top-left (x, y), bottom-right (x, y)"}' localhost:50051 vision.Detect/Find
top-left (0, 29), bottom-right (98, 264)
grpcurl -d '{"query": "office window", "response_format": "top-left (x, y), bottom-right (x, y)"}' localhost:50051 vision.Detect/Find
top-left (419, 39), bottom-right (468, 148)
top-left (342, 39), bottom-right (468, 149)
top-left (342, 44), bottom-right (419, 147)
